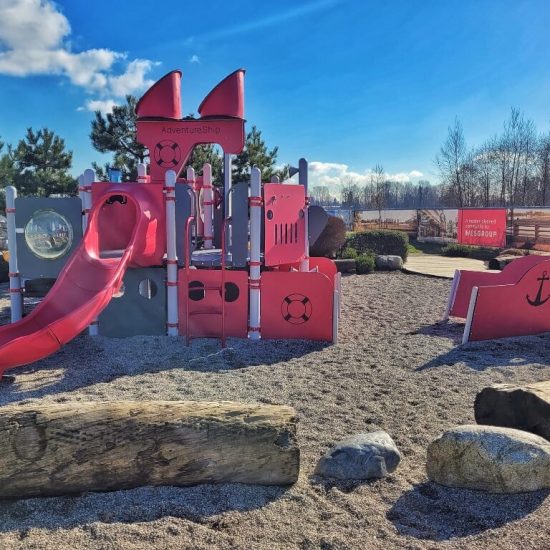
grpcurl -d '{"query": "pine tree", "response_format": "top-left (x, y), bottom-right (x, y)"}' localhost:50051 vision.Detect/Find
top-left (90, 96), bottom-right (147, 181)
top-left (233, 126), bottom-right (281, 181)
top-left (11, 128), bottom-right (76, 197)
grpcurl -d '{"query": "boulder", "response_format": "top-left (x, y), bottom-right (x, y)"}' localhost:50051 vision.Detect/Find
top-left (427, 425), bottom-right (550, 493)
top-left (315, 431), bottom-right (401, 480)
top-left (375, 255), bottom-right (403, 270)
top-left (474, 381), bottom-right (550, 441)
top-left (334, 258), bottom-right (356, 274)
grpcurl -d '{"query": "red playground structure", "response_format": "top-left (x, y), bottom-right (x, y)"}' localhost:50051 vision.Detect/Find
top-left (1, 69), bottom-right (341, 376)
top-left (444, 254), bottom-right (550, 342)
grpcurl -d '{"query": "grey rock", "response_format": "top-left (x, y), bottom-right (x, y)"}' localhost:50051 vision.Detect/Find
top-left (315, 431), bottom-right (401, 480)
top-left (474, 381), bottom-right (550, 441)
top-left (427, 424), bottom-right (550, 493)
top-left (334, 258), bottom-right (356, 274)
top-left (375, 255), bottom-right (403, 270)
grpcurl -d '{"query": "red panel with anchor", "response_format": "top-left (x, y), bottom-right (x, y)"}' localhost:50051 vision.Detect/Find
top-left (449, 254), bottom-right (550, 318)
top-left (465, 259), bottom-right (550, 341)
top-left (260, 271), bottom-right (333, 340)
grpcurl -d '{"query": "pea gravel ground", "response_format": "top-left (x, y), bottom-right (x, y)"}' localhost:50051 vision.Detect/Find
top-left (0, 272), bottom-right (549, 549)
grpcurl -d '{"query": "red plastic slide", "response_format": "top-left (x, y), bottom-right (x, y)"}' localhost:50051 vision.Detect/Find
top-left (0, 186), bottom-right (161, 375)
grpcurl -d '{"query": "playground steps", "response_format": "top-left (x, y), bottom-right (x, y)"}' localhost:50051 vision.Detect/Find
top-left (185, 279), bottom-right (226, 347)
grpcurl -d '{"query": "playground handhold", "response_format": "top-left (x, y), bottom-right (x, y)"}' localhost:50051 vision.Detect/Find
top-left (0, 400), bottom-right (300, 497)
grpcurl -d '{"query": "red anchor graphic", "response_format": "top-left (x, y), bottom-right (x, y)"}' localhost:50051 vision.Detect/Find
top-left (526, 270), bottom-right (550, 307)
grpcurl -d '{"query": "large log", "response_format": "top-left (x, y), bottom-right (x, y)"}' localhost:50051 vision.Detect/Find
top-left (475, 382), bottom-right (550, 441)
top-left (0, 401), bottom-right (299, 498)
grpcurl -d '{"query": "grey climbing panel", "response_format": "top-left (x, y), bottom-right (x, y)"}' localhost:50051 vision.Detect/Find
top-left (14, 197), bottom-right (83, 280)
top-left (99, 267), bottom-right (166, 337)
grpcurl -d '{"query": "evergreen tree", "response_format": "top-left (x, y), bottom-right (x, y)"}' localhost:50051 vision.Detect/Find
top-left (188, 144), bottom-right (223, 184)
top-left (11, 128), bottom-right (76, 197)
top-left (233, 126), bottom-right (285, 181)
top-left (0, 138), bottom-right (16, 212)
top-left (90, 96), bottom-right (147, 181)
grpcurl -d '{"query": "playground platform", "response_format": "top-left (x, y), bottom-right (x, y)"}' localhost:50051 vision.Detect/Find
top-left (404, 254), bottom-right (496, 279)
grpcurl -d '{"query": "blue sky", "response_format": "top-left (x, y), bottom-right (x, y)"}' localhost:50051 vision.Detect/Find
top-left (0, 0), bottom-right (549, 191)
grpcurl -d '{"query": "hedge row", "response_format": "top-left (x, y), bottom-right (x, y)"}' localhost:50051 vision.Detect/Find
top-left (345, 230), bottom-right (409, 261)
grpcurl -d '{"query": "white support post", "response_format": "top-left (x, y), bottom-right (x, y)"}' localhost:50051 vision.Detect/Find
top-left (82, 169), bottom-right (95, 235)
top-left (248, 167), bottom-right (262, 340)
top-left (6, 186), bottom-right (23, 322)
top-left (223, 153), bottom-right (232, 219)
top-left (78, 174), bottom-right (87, 236)
top-left (462, 286), bottom-right (479, 344)
top-left (186, 166), bottom-right (200, 241)
top-left (332, 285), bottom-right (339, 345)
top-left (270, 175), bottom-right (280, 183)
top-left (442, 270), bottom-right (461, 322)
top-left (224, 153), bottom-right (233, 250)
top-left (336, 272), bottom-right (342, 320)
top-left (202, 164), bottom-right (214, 250)
top-left (83, 169), bottom-right (98, 335)
top-left (137, 162), bottom-right (147, 184)
top-left (299, 158), bottom-right (310, 272)
top-left (165, 170), bottom-right (179, 336)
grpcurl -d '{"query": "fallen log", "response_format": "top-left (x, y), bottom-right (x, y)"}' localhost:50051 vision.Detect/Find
top-left (474, 381), bottom-right (550, 441)
top-left (0, 400), bottom-right (299, 498)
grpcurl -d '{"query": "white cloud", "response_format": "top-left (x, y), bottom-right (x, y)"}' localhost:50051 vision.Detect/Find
top-left (308, 161), bottom-right (424, 196)
top-left (108, 59), bottom-right (156, 97)
top-left (189, 54), bottom-right (200, 64)
top-left (80, 99), bottom-right (117, 115)
top-left (0, 0), bottom-right (156, 105)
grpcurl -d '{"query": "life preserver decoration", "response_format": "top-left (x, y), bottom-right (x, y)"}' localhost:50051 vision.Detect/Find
top-left (154, 140), bottom-right (181, 167)
top-left (281, 293), bottom-right (312, 324)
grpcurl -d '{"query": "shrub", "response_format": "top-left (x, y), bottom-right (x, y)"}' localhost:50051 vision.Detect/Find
top-left (442, 243), bottom-right (500, 261)
top-left (356, 253), bottom-right (376, 274)
top-left (338, 246), bottom-right (358, 259)
top-left (345, 230), bottom-right (409, 261)
top-left (500, 248), bottom-right (527, 256)
top-left (310, 216), bottom-right (346, 258)
top-left (441, 243), bottom-right (472, 257)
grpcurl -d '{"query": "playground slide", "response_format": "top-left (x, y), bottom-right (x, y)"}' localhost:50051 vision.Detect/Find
top-left (0, 188), bottom-right (157, 374)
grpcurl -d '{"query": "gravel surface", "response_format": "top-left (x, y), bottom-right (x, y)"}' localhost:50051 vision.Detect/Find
top-left (0, 272), bottom-right (549, 549)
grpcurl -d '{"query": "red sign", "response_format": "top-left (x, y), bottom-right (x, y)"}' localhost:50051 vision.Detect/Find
top-left (458, 209), bottom-right (506, 247)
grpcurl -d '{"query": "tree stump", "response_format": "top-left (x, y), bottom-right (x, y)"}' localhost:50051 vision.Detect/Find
top-left (0, 400), bottom-right (299, 498)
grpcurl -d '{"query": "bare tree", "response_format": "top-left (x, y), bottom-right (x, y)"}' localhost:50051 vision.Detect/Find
top-left (538, 132), bottom-right (550, 205)
top-left (371, 164), bottom-right (385, 224)
top-left (436, 117), bottom-right (467, 207)
top-left (340, 176), bottom-right (361, 208)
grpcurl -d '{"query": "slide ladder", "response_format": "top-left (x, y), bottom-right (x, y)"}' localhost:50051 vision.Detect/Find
top-left (184, 218), bottom-right (228, 347)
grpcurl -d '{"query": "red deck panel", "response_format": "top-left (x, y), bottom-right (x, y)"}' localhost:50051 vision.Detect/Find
top-left (263, 183), bottom-right (306, 267)
top-left (261, 271), bottom-right (333, 341)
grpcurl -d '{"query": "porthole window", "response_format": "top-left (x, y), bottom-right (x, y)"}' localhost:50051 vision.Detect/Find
top-left (24, 210), bottom-right (73, 260)
top-left (223, 282), bottom-right (239, 302)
